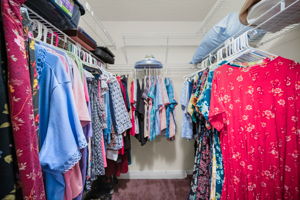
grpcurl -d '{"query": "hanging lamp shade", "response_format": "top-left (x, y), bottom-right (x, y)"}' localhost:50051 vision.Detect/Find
top-left (134, 56), bottom-right (163, 69)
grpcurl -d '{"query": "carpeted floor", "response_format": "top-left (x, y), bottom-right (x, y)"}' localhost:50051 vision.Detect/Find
top-left (112, 178), bottom-right (191, 200)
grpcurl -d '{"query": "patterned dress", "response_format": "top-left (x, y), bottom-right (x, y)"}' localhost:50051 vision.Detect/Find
top-left (87, 78), bottom-right (106, 179)
top-left (188, 117), bottom-right (212, 200)
top-left (209, 57), bottom-right (300, 199)
top-left (1, 0), bottom-right (46, 198)
top-left (0, 18), bottom-right (20, 199)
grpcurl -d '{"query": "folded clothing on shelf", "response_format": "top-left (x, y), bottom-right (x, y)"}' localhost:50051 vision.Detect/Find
top-left (25, 0), bottom-right (85, 30)
top-left (64, 28), bottom-right (97, 51)
top-left (191, 13), bottom-right (251, 64)
top-left (92, 47), bottom-right (115, 65)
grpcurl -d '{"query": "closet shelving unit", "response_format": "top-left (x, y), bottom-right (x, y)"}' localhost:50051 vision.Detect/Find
top-left (23, 6), bottom-right (108, 69)
top-left (195, 0), bottom-right (300, 70)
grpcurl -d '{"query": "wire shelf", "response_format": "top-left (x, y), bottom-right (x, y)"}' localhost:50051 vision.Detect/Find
top-left (196, 0), bottom-right (300, 68)
top-left (23, 5), bottom-right (106, 67)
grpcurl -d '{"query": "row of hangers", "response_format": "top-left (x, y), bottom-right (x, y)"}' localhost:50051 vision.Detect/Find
top-left (184, 30), bottom-right (277, 81)
top-left (30, 19), bottom-right (98, 67)
top-left (29, 15), bottom-right (114, 80)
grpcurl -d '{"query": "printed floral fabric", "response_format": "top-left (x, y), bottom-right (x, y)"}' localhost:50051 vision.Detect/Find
top-left (1, 0), bottom-right (46, 199)
top-left (210, 130), bottom-right (224, 200)
top-left (197, 70), bottom-right (214, 121)
top-left (0, 21), bottom-right (20, 199)
top-left (188, 71), bottom-right (209, 123)
top-left (27, 39), bottom-right (40, 135)
top-left (209, 57), bottom-right (300, 199)
top-left (188, 117), bottom-right (212, 200)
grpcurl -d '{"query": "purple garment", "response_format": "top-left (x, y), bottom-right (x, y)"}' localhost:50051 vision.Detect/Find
top-left (75, 101), bottom-right (93, 200)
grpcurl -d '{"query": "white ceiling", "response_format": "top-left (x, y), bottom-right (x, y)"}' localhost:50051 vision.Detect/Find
top-left (84, 0), bottom-right (217, 21)
top-left (78, 0), bottom-right (246, 67)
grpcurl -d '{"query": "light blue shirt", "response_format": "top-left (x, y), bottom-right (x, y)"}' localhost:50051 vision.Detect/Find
top-left (35, 43), bottom-right (86, 200)
top-left (180, 81), bottom-right (193, 139)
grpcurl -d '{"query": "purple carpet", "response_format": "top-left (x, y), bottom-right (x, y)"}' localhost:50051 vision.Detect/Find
top-left (113, 178), bottom-right (191, 200)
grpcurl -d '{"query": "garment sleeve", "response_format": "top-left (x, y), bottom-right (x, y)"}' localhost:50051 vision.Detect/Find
top-left (40, 82), bottom-right (83, 172)
top-left (39, 55), bottom-right (86, 172)
top-left (209, 70), bottom-right (226, 132)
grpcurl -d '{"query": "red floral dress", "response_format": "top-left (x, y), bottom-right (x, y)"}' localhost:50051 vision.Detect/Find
top-left (209, 57), bottom-right (300, 200)
top-left (1, 0), bottom-right (45, 199)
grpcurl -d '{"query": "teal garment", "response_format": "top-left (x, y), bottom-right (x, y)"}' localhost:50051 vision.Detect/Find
top-left (35, 43), bottom-right (86, 200)
top-left (196, 70), bottom-right (214, 120)
top-left (164, 78), bottom-right (177, 138)
top-left (148, 78), bottom-right (157, 141)
top-left (213, 130), bottom-right (224, 200)
top-left (154, 79), bottom-right (163, 137)
top-left (103, 92), bottom-right (112, 144)
top-left (196, 61), bottom-right (227, 120)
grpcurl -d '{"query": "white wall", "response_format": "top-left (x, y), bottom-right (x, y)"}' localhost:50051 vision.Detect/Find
top-left (261, 27), bottom-right (300, 62)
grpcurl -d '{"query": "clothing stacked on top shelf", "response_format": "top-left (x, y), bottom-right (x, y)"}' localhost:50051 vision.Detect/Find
top-left (183, 56), bottom-right (300, 200)
top-left (129, 76), bottom-right (178, 145)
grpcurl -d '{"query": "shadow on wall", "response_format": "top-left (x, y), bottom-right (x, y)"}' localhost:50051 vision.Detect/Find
top-left (130, 135), bottom-right (177, 171)
top-left (262, 27), bottom-right (300, 62)
top-left (128, 80), bottom-right (195, 172)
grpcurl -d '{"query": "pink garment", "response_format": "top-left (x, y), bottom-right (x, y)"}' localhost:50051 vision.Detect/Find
top-left (83, 73), bottom-right (90, 102)
top-left (160, 78), bottom-right (169, 132)
top-left (71, 59), bottom-right (91, 127)
top-left (64, 163), bottom-right (83, 200)
top-left (1, 0), bottom-right (46, 199)
top-left (130, 80), bottom-right (136, 136)
top-left (209, 57), bottom-right (300, 199)
top-left (97, 81), bottom-right (107, 168)
top-left (101, 134), bottom-right (107, 168)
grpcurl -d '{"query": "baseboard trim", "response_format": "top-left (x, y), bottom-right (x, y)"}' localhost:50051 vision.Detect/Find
top-left (119, 170), bottom-right (192, 179)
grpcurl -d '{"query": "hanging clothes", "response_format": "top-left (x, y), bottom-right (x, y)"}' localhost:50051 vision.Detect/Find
top-left (180, 80), bottom-right (193, 140)
top-left (0, 19), bottom-right (20, 199)
top-left (1, 0), bottom-right (46, 199)
top-left (34, 43), bottom-right (87, 200)
top-left (135, 79), bottom-right (148, 145)
top-left (209, 57), bottom-right (300, 199)
top-left (87, 78), bottom-right (106, 179)
top-left (164, 78), bottom-right (178, 139)
top-left (108, 77), bottom-right (132, 135)
top-left (188, 117), bottom-right (212, 200)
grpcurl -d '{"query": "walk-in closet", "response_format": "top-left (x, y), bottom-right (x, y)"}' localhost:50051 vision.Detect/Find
top-left (0, 0), bottom-right (300, 199)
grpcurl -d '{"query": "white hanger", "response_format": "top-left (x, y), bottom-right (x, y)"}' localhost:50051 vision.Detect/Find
top-left (31, 20), bottom-right (43, 41)
top-left (43, 26), bottom-right (48, 43)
